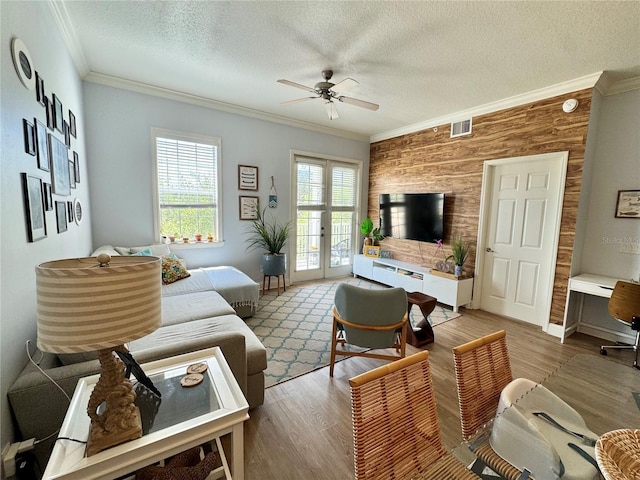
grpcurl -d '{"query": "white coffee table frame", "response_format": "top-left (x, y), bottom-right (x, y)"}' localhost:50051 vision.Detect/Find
top-left (42, 347), bottom-right (249, 480)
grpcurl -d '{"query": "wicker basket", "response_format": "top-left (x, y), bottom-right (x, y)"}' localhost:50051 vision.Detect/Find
top-left (595, 429), bottom-right (640, 480)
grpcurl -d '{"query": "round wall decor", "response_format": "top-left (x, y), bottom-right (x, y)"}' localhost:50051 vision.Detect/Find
top-left (73, 198), bottom-right (83, 225)
top-left (11, 37), bottom-right (35, 90)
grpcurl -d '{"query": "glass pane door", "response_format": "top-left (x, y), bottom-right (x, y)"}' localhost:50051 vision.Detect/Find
top-left (292, 156), bottom-right (359, 283)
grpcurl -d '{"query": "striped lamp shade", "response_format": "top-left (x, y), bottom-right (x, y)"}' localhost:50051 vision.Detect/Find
top-left (36, 255), bottom-right (161, 354)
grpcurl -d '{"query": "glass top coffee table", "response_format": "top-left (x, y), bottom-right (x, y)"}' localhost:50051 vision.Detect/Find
top-left (42, 347), bottom-right (249, 480)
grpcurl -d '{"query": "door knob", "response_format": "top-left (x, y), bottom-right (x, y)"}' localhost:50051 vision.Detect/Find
top-left (486, 247), bottom-right (494, 253)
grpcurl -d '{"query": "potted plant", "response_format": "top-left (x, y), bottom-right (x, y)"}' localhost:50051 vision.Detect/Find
top-left (246, 206), bottom-right (291, 276)
top-left (360, 218), bottom-right (384, 253)
top-left (448, 233), bottom-right (472, 277)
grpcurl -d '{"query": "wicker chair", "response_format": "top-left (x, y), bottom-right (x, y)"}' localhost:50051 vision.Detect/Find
top-left (330, 283), bottom-right (408, 377)
top-left (595, 429), bottom-right (640, 480)
top-left (349, 351), bottom-right (481, 480)
top-left (600, 281), bottom-right (640, 368)
top-left (452, 330), bottom-right (525, 480)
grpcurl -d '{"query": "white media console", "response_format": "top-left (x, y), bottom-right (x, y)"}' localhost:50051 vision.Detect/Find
top-left (353, 254), bottom-right (473, 312)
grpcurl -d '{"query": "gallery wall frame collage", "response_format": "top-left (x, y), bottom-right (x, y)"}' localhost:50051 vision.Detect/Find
top-left (12, 37), bottom-right (83, 243)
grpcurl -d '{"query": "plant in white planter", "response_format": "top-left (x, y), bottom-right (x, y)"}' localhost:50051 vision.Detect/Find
top-left (246, 206), bottom-right (291, 275)
top-left (447, 233), bottom-right (472, 277)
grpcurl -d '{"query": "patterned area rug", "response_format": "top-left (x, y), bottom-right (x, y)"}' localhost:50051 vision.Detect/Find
top-left (246, 277), bottom-right (461, 387)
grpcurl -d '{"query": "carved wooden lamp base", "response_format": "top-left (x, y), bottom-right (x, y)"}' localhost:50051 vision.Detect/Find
top-left (85, 347), bottom-right (143, 456)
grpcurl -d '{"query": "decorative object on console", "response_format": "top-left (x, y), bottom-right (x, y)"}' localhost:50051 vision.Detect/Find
top-left (364, 245), bottom-right (381, 258)
top-left (36, 255), bottom-right (162, 456)
top-left (448, 233), bottom-right (472, 277)
top-left (615, 190), bottom-right (640, 218)
top-left (360, 217), bottom-right (384, 254)
top-left (432, 239), bottom-right (452, 273)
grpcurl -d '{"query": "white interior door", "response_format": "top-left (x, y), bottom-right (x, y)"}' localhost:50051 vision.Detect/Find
top-left (291, 154), bottom-right (360, 283)
top-left (479, 152), bottom-right (568, 326)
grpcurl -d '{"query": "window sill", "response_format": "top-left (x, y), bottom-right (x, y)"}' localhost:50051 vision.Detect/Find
top-left (167, 241), bottom-right (225, 249)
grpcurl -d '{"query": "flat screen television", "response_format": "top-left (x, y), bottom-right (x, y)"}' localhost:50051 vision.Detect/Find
top-left (379, 193), bottom-right (445, 243)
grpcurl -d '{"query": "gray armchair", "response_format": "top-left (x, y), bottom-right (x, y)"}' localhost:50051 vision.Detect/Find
top-left (330, 283), bottom-right (408, 376)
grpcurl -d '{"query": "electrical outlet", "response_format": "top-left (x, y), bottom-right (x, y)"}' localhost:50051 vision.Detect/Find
top-left (619, 242), bottom-right (640, 254)
top-left (2, 439), bottom-right (35, 478)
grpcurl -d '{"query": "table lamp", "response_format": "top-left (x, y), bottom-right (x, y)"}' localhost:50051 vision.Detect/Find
top-left (36, 254), bottom-right (161, 456)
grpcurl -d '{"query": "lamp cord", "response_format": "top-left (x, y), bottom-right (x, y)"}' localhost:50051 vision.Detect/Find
top-left (25, 340), bottom-right (71, 445)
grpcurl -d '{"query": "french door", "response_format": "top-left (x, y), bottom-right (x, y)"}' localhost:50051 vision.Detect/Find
top-left (291, 153), bottom-right (361, 283)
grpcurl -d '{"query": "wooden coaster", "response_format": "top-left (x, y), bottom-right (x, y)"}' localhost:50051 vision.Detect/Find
top-left (187, 362), bottom-right (208, 374)
top-left (180, 373), bottom-right (204, 387)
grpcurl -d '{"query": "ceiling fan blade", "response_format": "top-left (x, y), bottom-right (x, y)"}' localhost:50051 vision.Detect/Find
top-left (325, 101), bottom-right (339, 120)
top-left (330, 77), bottom-right (358, 94)
top-left (277, 79), bottom-right (317, 93)
top-left (281, 97), bottom-right (317, 106)
top-left (337, 96), bottom-right (379, 111)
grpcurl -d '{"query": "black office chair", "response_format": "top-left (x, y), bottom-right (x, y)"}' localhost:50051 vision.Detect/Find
top-left (599, 281), bottom-right (640, 369)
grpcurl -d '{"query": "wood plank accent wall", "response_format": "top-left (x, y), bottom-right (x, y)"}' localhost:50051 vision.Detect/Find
top-left (369, 89), bottom-right (593, 325)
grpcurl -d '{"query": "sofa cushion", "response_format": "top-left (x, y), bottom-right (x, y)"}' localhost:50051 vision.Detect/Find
top-left (161, 255), bottom-right (191, 284)
top-left (162, 269), bottom-right (214, 297)
top-left (161, 291), bottom-right (235, 326)
top-left (91, 245), bottom-right (120, 257)
top-left (129, 314), bottom-right (267, 376)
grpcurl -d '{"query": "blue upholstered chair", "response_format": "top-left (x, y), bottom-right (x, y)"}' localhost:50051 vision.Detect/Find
top-left (330, 283), bottom-right (408, 377)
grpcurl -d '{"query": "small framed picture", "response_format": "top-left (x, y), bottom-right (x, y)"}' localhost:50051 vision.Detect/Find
top-left (69, 159), bottom-right (76, 188)
top-left (43, 182), bottom-right (53, 211)
top-left (35, 119), bottom-right (49, 171)
top-left (364, 246), bottom-right (381, 258)
top-left (55, 201), bottom-right (67, 233)
top-left (239, 195), bottom-right (259, 220)
top-left (36, 72), bottom-right (45, 106)
top-left (45, 96), bottom-right (55, 130)
top-left (63, 120), bottom-right (71, 147)
top-left (23, 119), bottom-right (36, 155)
top-left (21, 173), bottom-right (46, 242)
top-left (380, 249), bottom-right (392, 259)
top-left (238, 165), bottom-right (258, 191)
top-left (50, 134), bottom-right (70, 195)
top-left (73, 151), bottom-right (80, 183)
top-left (73, 197), bottom-right (83, 225)
top-left (67, 200), bottom-right (74, 223)
top-left (52, 93), bottom-right (64, 133)
top-left (69, 110), bottom-right (76, 138)
top-left (615, 190), bottom-right (640, 218)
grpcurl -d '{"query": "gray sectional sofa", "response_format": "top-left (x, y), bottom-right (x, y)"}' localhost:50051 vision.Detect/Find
top-left (8, 245), bottom-right (266, 470)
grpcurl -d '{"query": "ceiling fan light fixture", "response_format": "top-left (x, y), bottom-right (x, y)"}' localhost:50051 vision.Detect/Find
top-left (325, 100), bottom-right (339, 120)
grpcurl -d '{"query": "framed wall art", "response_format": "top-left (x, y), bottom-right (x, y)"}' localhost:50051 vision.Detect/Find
top-left (43, 182), bottom-right (53, 211)
top-left (69, 159), bottom-right (76, 189)
top-left (67, 201), bottom-right (74, 223)
top-left (615, 190), bottom-right (640, 218)
top-left (73, 197), bottom-right (83, 225)
top-left (55, 201), bottom-right (67, 233)
top-left (49, 133), bottom-right (70, 195)
top-left (23, 119), bottom-right (35, 155)
top-left (73, 151), bottom-right (80, 183)
top-left (45, 97), bottom-right (55, 130)
top-left (238, 165), bottom-right (258, 191)
top-left (52, 93), bottom-right (64, 133)
top-left (35, 119), bottom-right (49, 171)
top-left (36, 72), bottom-right (45, 106)
top-left (63, 120), bottom-right (71, 147)
top-left (69, 110), bottom-right (76, 137)
top-left (239, 196), bottom-right (259, 220)
top-left (21, 173), bottom-right (46, 242)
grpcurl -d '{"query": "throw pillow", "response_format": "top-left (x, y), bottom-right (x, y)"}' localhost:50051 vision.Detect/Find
top-left (161, 255), bottom-right (191, 285)
top-left (132, 248), bottom-right (152, 256)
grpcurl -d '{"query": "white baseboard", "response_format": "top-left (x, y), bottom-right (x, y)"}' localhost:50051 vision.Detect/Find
top-left (577, 323), bottom-right (635, 343)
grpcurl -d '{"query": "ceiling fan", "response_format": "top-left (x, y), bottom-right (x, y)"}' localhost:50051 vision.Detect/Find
top-left (277, 70), bottom-right (379, 120)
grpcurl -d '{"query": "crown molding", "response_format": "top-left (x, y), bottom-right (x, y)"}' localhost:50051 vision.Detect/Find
top-left (83, 72), bottom-right (369, 142)
top-left (370, 72), bottom-right (604, 143)
top-left (47, 0), bottom-right (90, 76)
top-left (598, 76), bottom-right (640, 96)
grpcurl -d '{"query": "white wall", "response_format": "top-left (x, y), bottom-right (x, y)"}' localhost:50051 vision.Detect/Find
top-left (577, 88), bottom-right (640, 332)
top-left (1, 1), bottom-right (91, 453)
top-left (83, 82), bottom-right (370, 281)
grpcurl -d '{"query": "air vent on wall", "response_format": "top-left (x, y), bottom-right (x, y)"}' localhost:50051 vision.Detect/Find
top-left (450, 118), bottom-right (472, 138)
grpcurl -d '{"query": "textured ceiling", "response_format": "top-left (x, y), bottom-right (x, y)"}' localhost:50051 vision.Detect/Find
top-left (58, 1), bottom-right (640, 139)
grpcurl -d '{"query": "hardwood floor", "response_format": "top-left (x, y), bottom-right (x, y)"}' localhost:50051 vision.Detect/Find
top-left (243, 308), bottom-right (634, 479)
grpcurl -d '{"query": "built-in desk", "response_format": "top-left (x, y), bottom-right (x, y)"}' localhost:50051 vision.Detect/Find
top-left (562, 273), bottom-right (631, 343)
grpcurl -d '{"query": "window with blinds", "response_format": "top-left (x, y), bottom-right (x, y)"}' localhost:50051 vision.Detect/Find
top-left (154, 131), bottom-right (221, 241)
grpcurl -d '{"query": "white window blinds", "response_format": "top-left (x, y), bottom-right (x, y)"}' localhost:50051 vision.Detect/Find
top-left (155, 132), bottom-right (221, 240)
